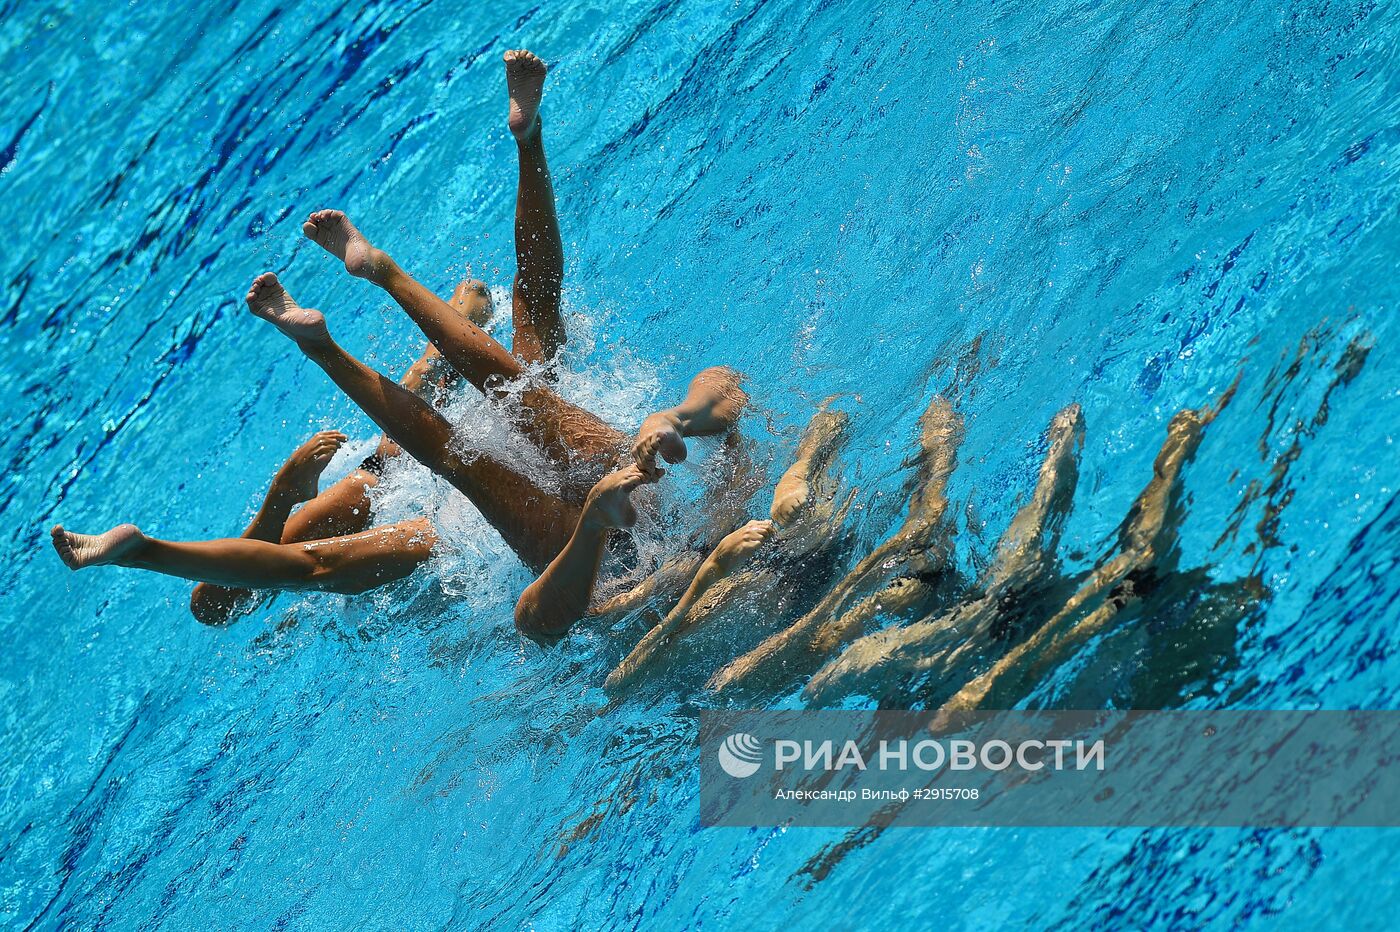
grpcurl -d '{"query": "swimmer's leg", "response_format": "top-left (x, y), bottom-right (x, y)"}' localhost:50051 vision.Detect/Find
top-left (943, 395), bottom-right (1229, 712)
top-left (188, 463), bottom-right (394, 621)
top-left (588, 551), bottom-right (706, 623)
top-left (189, 429), bottom-right (346, 624)
top-left (398, 280), bottom-right (494, 398)
top-left (247, 273), bottom-right (579, 571)
top-left (53, 518), bottom-right (437, 595)
top-left (605, 519), bottom-right (774, 692)
top-left (301, 214), bottom-right (623, 468)
top-left (905, 395), bottom-right (961, 530)
top-left (979, 404), bottom-right (1084, 584)
top-left (770, 401), bottom-right (851, 528)
top-left (504, 49), bottom-right (565, 364)
top-left (189, 291), bottom-right (493, 626)
top-left (515, 465), bottom-right (657, 642)
top-left (632, 367), bottom-right (750, 476)
top-left (709, 396), bottom-right (964, 695)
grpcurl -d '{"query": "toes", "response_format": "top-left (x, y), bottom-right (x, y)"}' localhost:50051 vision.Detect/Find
top-left (249, 272), bottom-right (279, 296)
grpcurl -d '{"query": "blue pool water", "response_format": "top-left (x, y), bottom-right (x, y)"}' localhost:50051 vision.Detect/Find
top-left (4, 0), bottom-right (1400, 926)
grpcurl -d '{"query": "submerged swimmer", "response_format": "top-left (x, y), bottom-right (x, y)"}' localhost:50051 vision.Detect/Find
top-left (185, 283), bottom-right (491, 625)
top-left (53, 50), bottom-right (750, 642)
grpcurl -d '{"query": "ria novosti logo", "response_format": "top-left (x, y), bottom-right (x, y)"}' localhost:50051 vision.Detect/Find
top-left (717, 733), bottom-right (763, 778)
top-left (713, 732), bottom-right (1108, 779)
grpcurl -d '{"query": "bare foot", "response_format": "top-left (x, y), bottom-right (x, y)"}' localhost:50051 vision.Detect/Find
top-left (632, 367), bottom-right (749, 477)
top-left (632, 412), bottom-right (688, 477)
top-left (246, 274), bottom-right (328, 344)
top-left (51, 524), bottom-right (143, 570)
top-left (450, 278), bottom-right (493, 327)
top-left (583, 465), bottom-right (655, 530)
top-left (274, 430), bottom-right (347, 501)
top-left (504, 49), bottom-right (547, 141)
top-left (711, 520), bottom-right (774, 574)
top-left (301, 209), bottom-right (387, 281)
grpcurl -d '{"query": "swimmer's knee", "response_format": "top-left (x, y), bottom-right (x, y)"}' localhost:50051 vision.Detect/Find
top-left (513, 592), bottom-right (545, 642)
top-left (188, 584), bottom-right (240, 627)
top-left (514, 590), bottom-right (566, 646)
top-left (693, 366), bottom-right (748, 406)
top-left (188, 586), bottom-right (226, 627)
top-left (346, 468), bottom-right (381, 488)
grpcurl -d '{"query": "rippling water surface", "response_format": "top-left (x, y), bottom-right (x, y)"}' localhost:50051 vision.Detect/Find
top-left (4, 0), bottom-right (1400, 927)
